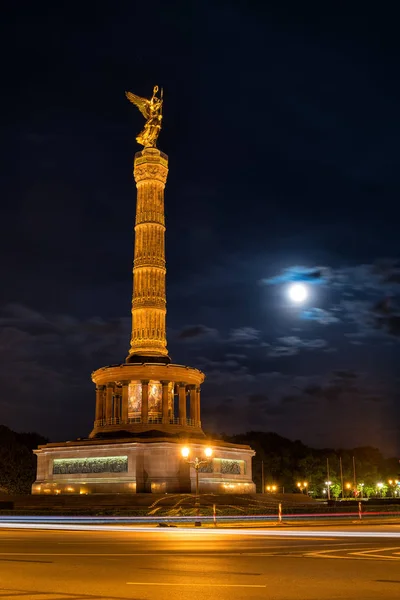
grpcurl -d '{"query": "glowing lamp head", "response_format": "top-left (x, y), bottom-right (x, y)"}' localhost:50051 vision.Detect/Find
top-left (288, 283), bottom-right (308, 303)
top-left (181, 447), bottom-right (190, 458)
top-left (204, 447), bottom-right (213, 458)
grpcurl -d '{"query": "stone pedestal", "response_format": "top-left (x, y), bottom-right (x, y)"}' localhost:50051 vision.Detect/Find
top-left (32, 438), bottom-right (256, 495)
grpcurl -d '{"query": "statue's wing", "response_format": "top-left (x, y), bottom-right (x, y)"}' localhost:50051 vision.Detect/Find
top-left (125, 91), bottom-right (150, 119)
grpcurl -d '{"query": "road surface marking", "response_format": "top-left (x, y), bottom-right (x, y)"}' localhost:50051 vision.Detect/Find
top-left (126, 582), bottom-right (267, 587)
top-left (351, 546), bottom-right (400, 560)
top-left (306, 547), bottom-right (400, 561)
top-left (55, 537), bottom-right (334, 547)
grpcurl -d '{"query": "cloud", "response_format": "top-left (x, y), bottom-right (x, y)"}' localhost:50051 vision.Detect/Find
top-left (262, 266), bottom-right (331, 286)
top-left (206, 366), bottom-right (255, 385)
top-left (176, 325), bottom-right (220, 341)
top-left (248, 393), bottom-right (269, 404)
top-left (196, 357), bottom-right (240, 369)
top-left (267, 346), bottom-right (298, 357)
top-left (278, 336), bottom-right (327, 349)
top-left (205, 397), bottom-right (234, 418)
top-left (267, 336), bottom-right (328, 357)
top-left (229, 327), bottom-right (261, 343)
top-left (301, 308), bottom-right (340, 324)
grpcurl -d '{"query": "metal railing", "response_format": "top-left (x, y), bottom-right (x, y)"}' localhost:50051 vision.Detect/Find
top-left (94, 417), bottom-right (199, 428)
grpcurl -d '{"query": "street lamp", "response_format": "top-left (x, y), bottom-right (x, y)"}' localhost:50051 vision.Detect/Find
top-left (266, 484), bottom-right (277, 493)
top-left (296, 481), bottom-right (308, 494)
top-left (181, 446), bottom-right (213, 526)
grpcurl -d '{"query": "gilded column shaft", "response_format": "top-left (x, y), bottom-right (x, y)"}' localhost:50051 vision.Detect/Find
top-left (127, 148), bottom-right (169, 360)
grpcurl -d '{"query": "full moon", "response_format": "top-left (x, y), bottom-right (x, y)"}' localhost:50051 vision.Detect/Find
top-left (288, 283), bottom-right (308, 303)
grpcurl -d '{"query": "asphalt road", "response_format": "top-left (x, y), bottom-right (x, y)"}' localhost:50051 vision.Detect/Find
top-left (0, 525), bottom-right (399, 600)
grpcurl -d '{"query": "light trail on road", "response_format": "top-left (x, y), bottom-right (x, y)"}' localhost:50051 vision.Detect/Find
top-left (1, 521), bottom-right (400, 538)
top-left (0, 511), bottom-right (399, 525)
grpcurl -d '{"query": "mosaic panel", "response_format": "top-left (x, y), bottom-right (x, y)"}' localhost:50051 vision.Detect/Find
top-left (53, 456), bottom-right (128, 474)
top-left (128, 380), bottom-right (142, 417)
top-left (221, 459), bottom-right (242, 475)
top-left (199, 461), bottom-right (214, 473)
top-left (148, 380), bottom-right (162, 414)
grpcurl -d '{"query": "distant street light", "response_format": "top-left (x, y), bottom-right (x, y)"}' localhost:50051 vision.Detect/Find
top-left (181, 446), bottom-right (213, 526)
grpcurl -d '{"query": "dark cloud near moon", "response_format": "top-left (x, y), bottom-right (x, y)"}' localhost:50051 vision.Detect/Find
top-left (262, 266), bottom-right (330, 286)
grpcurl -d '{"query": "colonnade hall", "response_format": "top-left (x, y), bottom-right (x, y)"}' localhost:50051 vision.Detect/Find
top-left (33, 87), bottom-right (255, 495)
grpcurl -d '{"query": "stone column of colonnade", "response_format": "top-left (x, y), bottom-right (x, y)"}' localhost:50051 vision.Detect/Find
top-left (95, 380), bottom-right (201, 427)
top-left (95, 385), bottom-right (104, 423)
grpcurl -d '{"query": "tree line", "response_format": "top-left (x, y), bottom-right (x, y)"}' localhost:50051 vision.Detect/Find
top-left (223, 430), bottom-right (399, 497)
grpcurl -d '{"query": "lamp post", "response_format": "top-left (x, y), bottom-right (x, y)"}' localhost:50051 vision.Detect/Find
top-left (325, 480), bottom-right (332, 501)
top-left (359, 482), bottom-right (364, 499)
top-left (376, 482), bottom-right (383, 498)
top-left (181, 446), bottom-right (213, 526)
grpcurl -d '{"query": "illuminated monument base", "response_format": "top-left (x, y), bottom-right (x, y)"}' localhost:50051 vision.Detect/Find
top-left (33, 437), bottom-right (255, 495)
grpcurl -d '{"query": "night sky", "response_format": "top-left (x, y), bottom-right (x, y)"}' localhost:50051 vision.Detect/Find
top-left (1, 2), bottom-right (399, 456)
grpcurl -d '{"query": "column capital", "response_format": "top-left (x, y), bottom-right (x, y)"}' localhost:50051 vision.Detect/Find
top-left (141, 379), bottom-right (149, 386)
top-left (160, 380), bottom-right (169, 386)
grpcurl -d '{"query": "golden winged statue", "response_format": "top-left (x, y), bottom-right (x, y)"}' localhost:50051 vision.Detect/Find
top-left (125, 85), bottom-right (163, 148)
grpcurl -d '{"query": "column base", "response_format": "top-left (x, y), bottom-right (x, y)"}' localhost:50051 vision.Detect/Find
top-left (126, 354), bottom-right (171, 365)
